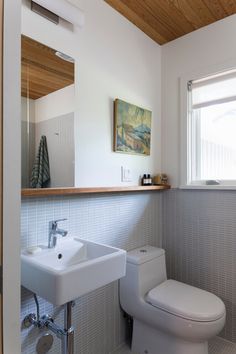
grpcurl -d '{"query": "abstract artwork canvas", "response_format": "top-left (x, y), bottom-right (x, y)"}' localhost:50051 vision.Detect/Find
top-left (114, 99), bottom-right (152, 155)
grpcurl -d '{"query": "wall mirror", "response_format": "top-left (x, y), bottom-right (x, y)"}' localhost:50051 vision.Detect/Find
top-left (21, 35), bottom-right (75, 189)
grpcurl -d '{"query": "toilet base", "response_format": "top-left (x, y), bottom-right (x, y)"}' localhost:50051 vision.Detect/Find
top-left (132, 320), bottom-right (208, 354)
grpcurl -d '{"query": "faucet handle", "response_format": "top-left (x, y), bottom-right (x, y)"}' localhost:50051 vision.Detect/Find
top-left (54, 218), bottom-right (67, 224)
top-left (49, 218), bottom-right (67, 229)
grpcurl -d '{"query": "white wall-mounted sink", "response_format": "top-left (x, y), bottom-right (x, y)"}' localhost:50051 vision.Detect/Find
top-left (21, 237), bottom-right (126, 306)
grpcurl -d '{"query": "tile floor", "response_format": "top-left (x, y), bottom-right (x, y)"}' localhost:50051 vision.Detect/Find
top-left (114, 336), bottom-right (236, 354)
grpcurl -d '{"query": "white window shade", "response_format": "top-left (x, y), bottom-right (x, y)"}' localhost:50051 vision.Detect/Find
top-left (187, 69), bottom-right (236, 186)
top-left (191, 71), bottom-right (236, 108)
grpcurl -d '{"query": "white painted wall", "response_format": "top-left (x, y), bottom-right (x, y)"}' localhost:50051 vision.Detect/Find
top-left (162, 14), bottom-right (236, 187)
top-left (21, 0), bottom-right (162, 187)
top-left (35, 113), bottom-right (75, 187)
top-left (35, 84), bottom-right (75, 122)
top-left (21, 87), bottom-right (75, 188)
top-left (21, 96), bottom-right (35, 123)
top-left (3, 0), bottom-right (21, 353)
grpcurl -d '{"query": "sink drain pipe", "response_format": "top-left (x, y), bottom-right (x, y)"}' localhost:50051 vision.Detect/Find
top-left (62, 302), bottom-right (74, 354)
top-left (23, 295), bottom-right (75, 354)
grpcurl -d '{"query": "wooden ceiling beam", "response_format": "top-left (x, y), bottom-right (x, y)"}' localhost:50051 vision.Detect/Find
top-left (22, 58), bottom-right (73, 81)
top-left (219, 0), bottom-right (236, 16)
top-left (202, 0), bottom-right (229, 20)
top-left (169, 0), bottom-right (210, 28)
top-left (21, 35), bottom-right (74, 100)
top-left (105, 0), bottom-right (236, 45)
top-left (143, 0), bottom-right (196, 36)
top-left (119, 0), bottom-right (178, 41)
top-left (185, 0), bottom-right (218, 25)
top-left (105, 0), bottom-right (167, 44)
top-left (22, 65), bottom-right (73, 87)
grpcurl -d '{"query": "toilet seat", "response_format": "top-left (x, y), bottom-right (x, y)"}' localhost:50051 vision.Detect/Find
top-left (146, 279), bottom-right (225, 322)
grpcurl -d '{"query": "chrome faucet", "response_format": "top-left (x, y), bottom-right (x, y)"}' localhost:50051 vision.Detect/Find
top-left (48, 219), bottom-right (68, 248)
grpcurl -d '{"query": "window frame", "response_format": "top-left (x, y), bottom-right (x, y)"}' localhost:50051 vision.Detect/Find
top-left (180, 62), bottom-right (236, 190)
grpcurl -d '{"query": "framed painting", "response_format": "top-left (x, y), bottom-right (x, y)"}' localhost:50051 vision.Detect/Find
top-left (114, 99), bottom-right (152, 156)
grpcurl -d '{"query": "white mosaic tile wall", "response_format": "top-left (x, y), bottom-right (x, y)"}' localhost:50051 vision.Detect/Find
top-left (21, 192), bottom-right (162, 354)
top-left (22, 189), bottom-right (236, 353)
top-left (163, 189), bottom-right (236, 343)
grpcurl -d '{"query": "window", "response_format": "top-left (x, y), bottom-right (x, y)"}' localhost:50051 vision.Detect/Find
top-left (187, 69), bottom-right (236, 186)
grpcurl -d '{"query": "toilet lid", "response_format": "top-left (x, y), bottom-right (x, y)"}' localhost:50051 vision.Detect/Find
top-left (146, 280), bottom-right (225, 322)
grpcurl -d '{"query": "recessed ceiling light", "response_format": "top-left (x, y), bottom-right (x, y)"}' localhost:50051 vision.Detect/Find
top-left (55, 51), bottom-right (74, 63)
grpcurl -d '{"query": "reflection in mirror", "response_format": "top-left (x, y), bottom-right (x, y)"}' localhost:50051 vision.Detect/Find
top-left (21, 35), bottom-right (75, 188)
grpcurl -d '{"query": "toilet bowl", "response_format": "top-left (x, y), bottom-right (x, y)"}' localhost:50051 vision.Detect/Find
top-left (119, 246), bottom-right (226, 354)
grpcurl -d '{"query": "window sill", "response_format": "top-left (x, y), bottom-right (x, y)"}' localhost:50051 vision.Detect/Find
top-left (179, 184), bottom-right (236, 190)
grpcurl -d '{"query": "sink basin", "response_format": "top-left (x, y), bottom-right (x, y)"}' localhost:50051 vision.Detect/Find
top-left (21, 237), bottom-right (126, 306)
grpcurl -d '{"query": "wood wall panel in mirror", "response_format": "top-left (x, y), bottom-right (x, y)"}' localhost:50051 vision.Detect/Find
top-left (21, 35), bottom-right (75, 189)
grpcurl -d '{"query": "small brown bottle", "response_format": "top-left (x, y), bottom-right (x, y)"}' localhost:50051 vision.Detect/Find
top-left (142, 174), bottom-right (148, 186)
top-left (147, 174), bottom-right (152, 185)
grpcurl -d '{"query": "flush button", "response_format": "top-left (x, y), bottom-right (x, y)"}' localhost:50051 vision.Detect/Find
top-left (140, 249), bottom-right (147, 253)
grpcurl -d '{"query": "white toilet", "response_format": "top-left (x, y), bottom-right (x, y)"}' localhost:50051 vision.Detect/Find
top-left (120, 245), bottom-right (226, 354)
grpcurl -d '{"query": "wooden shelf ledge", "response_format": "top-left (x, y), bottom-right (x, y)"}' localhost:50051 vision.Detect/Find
top-left (21, 185), bottom-right (171, 197)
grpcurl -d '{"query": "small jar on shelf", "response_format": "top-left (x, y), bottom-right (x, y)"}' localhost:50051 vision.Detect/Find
top-left (142, 174), bottom-right (152, 186)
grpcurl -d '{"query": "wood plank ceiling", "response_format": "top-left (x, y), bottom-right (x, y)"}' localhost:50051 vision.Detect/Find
top-left (21, 35), bottom-right (74, 100)
top-left (105, 0), bottom-right (236, 45)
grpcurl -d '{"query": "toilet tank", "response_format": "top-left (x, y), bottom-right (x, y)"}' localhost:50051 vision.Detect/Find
top-left (120, 246), bottom-right (167, 312)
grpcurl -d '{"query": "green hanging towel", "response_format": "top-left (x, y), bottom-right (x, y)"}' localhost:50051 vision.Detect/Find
top-left (31, 135), bottom-right (50, 188)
